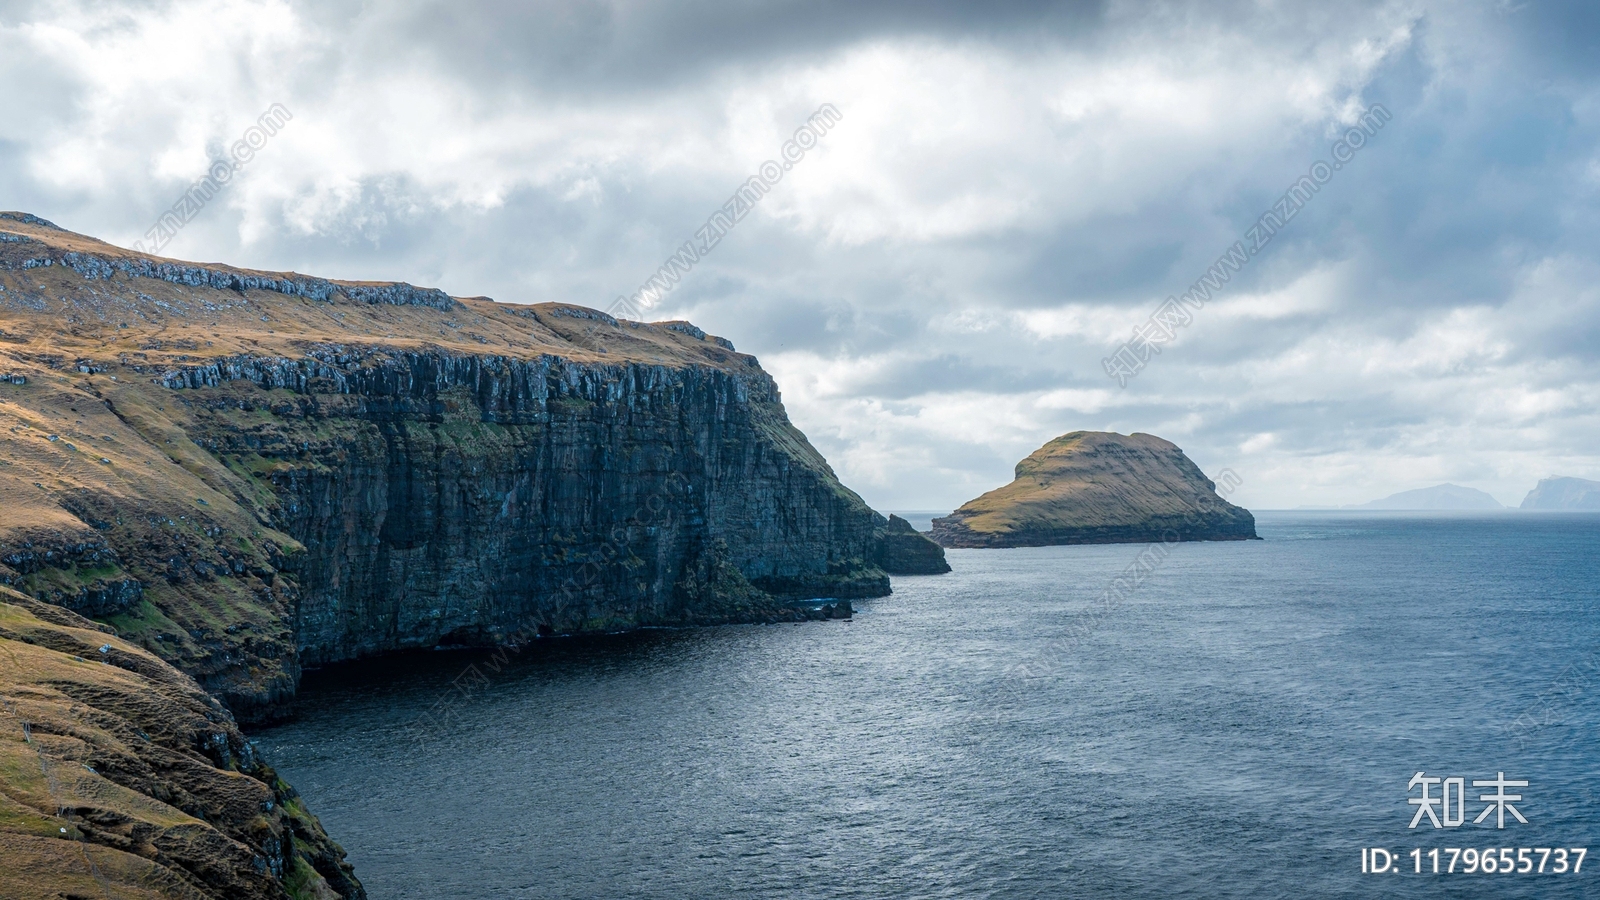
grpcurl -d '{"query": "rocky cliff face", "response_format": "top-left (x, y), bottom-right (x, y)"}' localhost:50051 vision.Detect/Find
top-left (0, 211), bottom-right (948, 895)
top-left (873, 514), bottom-right (952, 574)
top-left (0, 586), bottom-right (362, 900)
top-left (177, 346), bottom-right (897, 671)
top-left (1519, 476), bottom-right (1600, 510)
top-left (932, 431), bottom-right (1257, 547)
top-left (0, 213), bottom-right (946, 722)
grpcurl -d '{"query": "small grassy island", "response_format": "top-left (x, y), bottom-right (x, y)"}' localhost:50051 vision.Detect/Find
top-left (931, 431), bottom-right (1258, 548)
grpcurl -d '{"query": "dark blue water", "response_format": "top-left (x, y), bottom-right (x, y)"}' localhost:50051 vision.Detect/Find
top-left (253, 512), bottom-right (1600, 898)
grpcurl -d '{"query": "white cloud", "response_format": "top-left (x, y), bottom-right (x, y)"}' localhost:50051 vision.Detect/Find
top-left (0, 0), bottom-right (1596, 512)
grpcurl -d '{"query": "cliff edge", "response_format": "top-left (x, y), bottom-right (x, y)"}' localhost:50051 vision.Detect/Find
top-left (931, 431), bottom-right (1257, 548)
top-left (0, 211), bottom-right (945, 724)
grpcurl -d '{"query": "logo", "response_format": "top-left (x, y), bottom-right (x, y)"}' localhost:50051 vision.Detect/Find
top-left (1408, 772), bottom-right (1529, 829)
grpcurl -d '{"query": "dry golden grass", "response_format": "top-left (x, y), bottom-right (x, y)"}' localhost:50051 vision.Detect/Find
top-left (0, 586), bottom-right (355, 898)
top-left (931, 430), bottom-right (1256, 547)
top-left (0, 212), bottom-right (743, 370)
top-left (945, 432), bottom-right (1217, 533)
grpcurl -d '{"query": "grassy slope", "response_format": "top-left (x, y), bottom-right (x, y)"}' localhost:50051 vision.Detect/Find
top-left (941, 431), bottom-right (1247, 537)
top-left (0, 585), bottom-right (358, 899)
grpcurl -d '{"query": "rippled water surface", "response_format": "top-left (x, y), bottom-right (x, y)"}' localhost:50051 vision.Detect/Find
top-left (253, 512), bottom-right (1600, 898)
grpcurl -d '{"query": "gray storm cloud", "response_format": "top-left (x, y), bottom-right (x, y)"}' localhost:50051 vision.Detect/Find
top-left (1, 0), bottom-right (1596, 509)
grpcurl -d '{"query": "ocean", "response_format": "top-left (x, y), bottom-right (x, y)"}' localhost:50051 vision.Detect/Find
top-left (252, 512), bottom-right (1600, 898)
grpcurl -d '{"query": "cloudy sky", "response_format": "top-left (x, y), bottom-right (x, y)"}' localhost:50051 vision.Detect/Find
top-left (3, 0), bottom-right (1598, 511)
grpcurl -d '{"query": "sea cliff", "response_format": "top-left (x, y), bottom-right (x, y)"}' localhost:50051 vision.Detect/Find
top-left (873, 514), bottom-right (952, 574)
top-left (0, 211), bottom-right (948, 896)
top-left (1519, 476), bottom-right (1600, 510)
top-left (0, 212), bottom-right (945, 721)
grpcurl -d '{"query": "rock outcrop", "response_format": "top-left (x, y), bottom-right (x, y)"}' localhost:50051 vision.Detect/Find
top-left (0, 586), bottom-right (362, 900)
top-left (873, 514), bottom-right (952, 574)
top-left (1519, 476), bottom-right (1600, 510)
top-left (931, 431), bottom-right (1257, 547)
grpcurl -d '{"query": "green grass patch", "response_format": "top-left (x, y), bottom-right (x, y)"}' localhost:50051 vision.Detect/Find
top-left (99, 598), bottom-right (179, 640)
top-left (284, 854), bottom-right (330, 899)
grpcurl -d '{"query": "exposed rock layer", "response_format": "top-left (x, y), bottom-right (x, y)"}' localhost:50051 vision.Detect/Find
top-left (931, 431), bottom-right (1257, 547)
top-left (182, 347), bottom-right (899, 671)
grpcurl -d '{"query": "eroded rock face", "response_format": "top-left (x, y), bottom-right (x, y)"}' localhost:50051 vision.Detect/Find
top-left (932, 431), bottom-right (1258, 548)
top-left (0, 587), bottom-right (363, 900)
top-left (0, 526), bottom-right (144, 616)
top-left (173, 349), bottom-right (896, 667)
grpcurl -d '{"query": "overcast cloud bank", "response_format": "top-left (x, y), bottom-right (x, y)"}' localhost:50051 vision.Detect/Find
top-left (3, 0), bottom-right (1597, 510)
